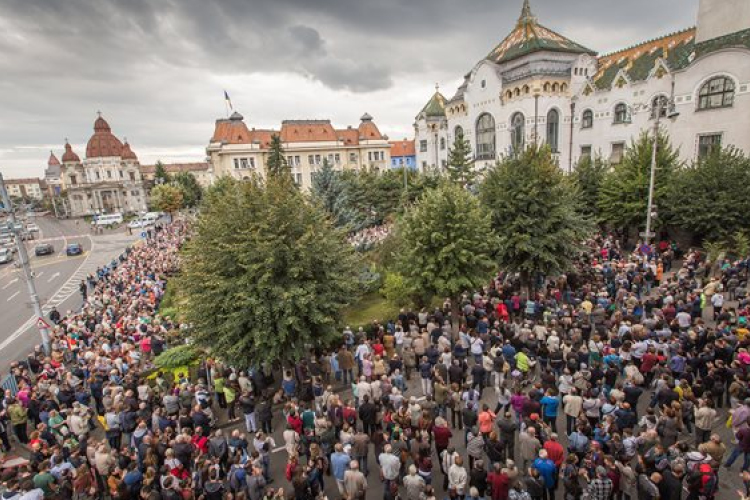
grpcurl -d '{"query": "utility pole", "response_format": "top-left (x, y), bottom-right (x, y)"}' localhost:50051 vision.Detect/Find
top-left (0, 173), bottom-right (51, 355)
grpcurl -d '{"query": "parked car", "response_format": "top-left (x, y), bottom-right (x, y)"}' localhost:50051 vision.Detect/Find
top-left (34, 243), bottom-right (54, 256)
top-left (65, 243), bottom-right (83, 256)
top-left (0, 248), bottom-right (12, 264)
top-left (26, 223), bottom-right (40, 233)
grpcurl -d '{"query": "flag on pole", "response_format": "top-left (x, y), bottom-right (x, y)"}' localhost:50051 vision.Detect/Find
top-left (224, 90), bottom-right (233, 111)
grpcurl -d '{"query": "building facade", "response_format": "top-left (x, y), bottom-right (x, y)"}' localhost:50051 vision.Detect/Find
top-left (4, 178), bottom-right (46, 201)
top-left (207, 112), bottom-right (391, 190)
top-left (389, 139), bottom-right (417, 169)
top-left (140, 162), bottom-right (214, 189)
top-left (55, 115), bottom-right (147, 217)
top-left (415, 0), bottom-right (750, 172)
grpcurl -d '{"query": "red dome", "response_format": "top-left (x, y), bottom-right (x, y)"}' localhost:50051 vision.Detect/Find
top-left (86, 115), bottom-right (123, 158)
top-left (47, 151), bottom-right (60, 166)
top-left (121, 141), bottom-right (138, 161)
top-left (61, 142), bottom-right (81, 163)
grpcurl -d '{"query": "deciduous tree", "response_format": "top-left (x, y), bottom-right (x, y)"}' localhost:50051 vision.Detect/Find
top-left (173, 172), bottom-right (203, 208)
top-left (150, 184), bottom-right (184, 218)
top-left (394, 182), bottom-right (498, 329)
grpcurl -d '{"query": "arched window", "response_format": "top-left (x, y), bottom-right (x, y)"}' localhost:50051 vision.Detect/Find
top-left (475, 113), bottom-right (496, 160)
top-left (505, 90), bottom-right (513, 100)
top-left (613, 103), bottom-right (629, 124)
top-left (543, 82), bottom-right (551, 92)
top-left (454, 126), bottom-right (464, 139)
top-left (523, 85), bottom-right (530, 94)
top-left (651, 95), bottom-right (669, 119)
top-left (561, 83), bottom-right (568, 93)
top-left (510, 112), bottom-right (525, 154)
top-left (581, 109), bottom-right (594, 129)
top-left (552, 83), bottom-right (559, 92)
top-left (546, 109), bottom-right (560, 153)
top-left (514, 88), bottom-right (520, 97)
top-left (698, 76), bottom-right (735, 109)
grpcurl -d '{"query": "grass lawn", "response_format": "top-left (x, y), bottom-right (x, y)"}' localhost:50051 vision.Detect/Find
top-left (342, 292), bottom-right (399, 328)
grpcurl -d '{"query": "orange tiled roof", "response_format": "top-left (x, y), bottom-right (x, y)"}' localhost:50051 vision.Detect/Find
top-left (336, 128), bottom-right (360, 146)
top-left (280, 120), bottom-right (337, 142)
top-left (389, 140), bottom-right (415, 157)
top-left (61, 141), bottom-right (81, 163)
top-left (358, 121), bottom-right (383, 140)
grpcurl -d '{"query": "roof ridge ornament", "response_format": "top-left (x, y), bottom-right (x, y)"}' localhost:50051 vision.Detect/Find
top-left (518, 0), bottom-right (536, 26)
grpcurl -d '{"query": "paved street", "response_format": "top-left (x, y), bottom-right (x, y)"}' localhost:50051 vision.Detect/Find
top-left (0, 216), bottom-right (139, 370)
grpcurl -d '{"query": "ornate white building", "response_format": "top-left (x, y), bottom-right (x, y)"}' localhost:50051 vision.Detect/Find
top-left (52, 114), bottom-right (147, 217)
top-left (415, 0), bottom-right (750, 172)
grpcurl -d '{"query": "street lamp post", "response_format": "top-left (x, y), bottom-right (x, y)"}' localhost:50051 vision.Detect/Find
top-left (644, 96), bottom-right (679, 250)
top-left (0, 173), bottom-right (51, 355)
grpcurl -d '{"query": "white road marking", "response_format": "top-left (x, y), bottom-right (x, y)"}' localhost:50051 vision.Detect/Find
top-left (2, 278), bottom-right (18, 290)
top-left (47, 272), bottom-right (61, 283)
top-left (6, 291), bottom-right (20, 302)
top-left (36, 271), bottom-right (44, 278)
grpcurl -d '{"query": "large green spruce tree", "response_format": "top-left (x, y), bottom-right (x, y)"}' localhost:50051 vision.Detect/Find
top-left (446, 132), bottom-right (475, 186)
top-left (394, 182), bottom-right (498, 329)
top-left (178, 176), bottom-right (360, 366)
top-left (266, 135), bottom-right (290, 179)
top-left (598, 131), bottom-right (680, 232)
top-left (480, 146), bottom-right (591, 294)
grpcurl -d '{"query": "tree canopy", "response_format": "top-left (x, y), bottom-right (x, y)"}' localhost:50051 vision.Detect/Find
top-left (597, 131), bottom-right (680, 232)
top-left (394, 182), bottom-right (498, 324)
top-left (666, 147), bottom-right (750, 241)
top-left (446, 133), bottom-right (475, 186)
top-left (266, 135), bottom-right (290, 179)
top-left (173, 172), bottom-right (203, 208)
top-left (150, 184), bottom-right (184, 215)
top-left (154, 161), bottom-right (171, 184)
top-left (310, 159), bottom-right (344, 216)
top-left (480, 147), bottom-right (592, 292)
top-left (177, 176), bottom-right (360, 366)
top-left (571, 154), bottom-right (608, 219)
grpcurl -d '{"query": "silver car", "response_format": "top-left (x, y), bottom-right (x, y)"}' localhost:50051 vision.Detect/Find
top-left (0, 248), bottom-right (13, 264)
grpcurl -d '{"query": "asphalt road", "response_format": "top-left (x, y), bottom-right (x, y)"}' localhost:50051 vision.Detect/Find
top-left (0, 216), bottom-right (139, 370)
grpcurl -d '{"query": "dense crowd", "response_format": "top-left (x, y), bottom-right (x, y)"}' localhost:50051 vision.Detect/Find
top-left (347, 225), bottom-right (392, 251)
top-left (2, 224), bottom-right (750, 500)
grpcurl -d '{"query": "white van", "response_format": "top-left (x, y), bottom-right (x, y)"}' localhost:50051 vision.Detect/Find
top-left (127, 212), bottom-right (161, 229)
top-left (91, 213), bottom-right (124, 226)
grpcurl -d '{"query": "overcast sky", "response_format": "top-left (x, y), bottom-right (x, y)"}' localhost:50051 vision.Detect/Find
top-left (0, 0), bottom-right (698, 179)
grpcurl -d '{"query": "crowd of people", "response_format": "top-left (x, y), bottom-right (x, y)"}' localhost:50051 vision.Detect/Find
top-left (347, 225), bottom-right (392, 251)
top-left (2, 222), bottom-right (750, 500)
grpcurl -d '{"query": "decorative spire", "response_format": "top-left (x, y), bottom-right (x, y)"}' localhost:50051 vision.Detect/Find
top-left (518, 0), bottom-right (535, 25)
top-left (435, 82), bottom-right (440, 93)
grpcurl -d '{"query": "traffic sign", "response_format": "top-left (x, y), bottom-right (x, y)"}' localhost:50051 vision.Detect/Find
top-left (36, 317), bottom-right (51, 330)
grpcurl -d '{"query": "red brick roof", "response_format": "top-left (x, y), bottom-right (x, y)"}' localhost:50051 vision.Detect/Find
top-left (389, 140), bottom-right (415, 157)
top-left (86, 115), bottom-right (124, 158)
top-left (48, 152), bottom-right (60, 166)
top-left (61, 141), bottom-right (81, 163)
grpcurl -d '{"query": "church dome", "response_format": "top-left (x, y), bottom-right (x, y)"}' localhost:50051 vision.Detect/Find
top-left (86, 114), bottom-right (124, 158)
top-left (121, 141), bottom-right (138, 161)
top-left (61, 141), bottom-right (81, 163)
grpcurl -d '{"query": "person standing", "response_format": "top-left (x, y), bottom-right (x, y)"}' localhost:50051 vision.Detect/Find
top-left (331, 443), bottom-right (351, 497)
top-left (352, 427), bottom-right (370, 477)
top-left (343, 460), bottom-right (367, 500)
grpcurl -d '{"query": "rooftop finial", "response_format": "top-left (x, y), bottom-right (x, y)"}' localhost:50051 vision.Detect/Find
top-left (97, 110), bottom-right (102, 118)
top-left (435, 82), bottom-right (440, 92)
top-left (518, 0), bottom-right (535, 25)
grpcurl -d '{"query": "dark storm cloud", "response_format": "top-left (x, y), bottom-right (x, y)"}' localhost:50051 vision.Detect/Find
top-left (0, 0), bottom-right (697, 177)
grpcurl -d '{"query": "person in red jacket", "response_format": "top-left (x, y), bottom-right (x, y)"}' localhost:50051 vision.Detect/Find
top-left (432, 417), bottom-right (453, 470)
top-left (487, 462), bottom-right (510, 500)
top-left (543, 433), bottom-right (565, 469)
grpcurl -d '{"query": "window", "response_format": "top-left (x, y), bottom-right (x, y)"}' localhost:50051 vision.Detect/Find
top-left (294, 173), bottom-right (303, 185)
top-left (580, 145), bottom-right (592, 159)
top-left (440, 137), bottom-right (446, 150)
top-left (613, 103), bottom-right (630, 124)
top-left (422, 161), bottom-right (427, 170)
top-left (315, 155), bottom-right (321, 165)
top-left (441, 160), bottom-right (447, 168)
top-left (419, 140), bottom-right (428, 152)
top-left (349, 152), bottom-right (357, 163)
top-left (308, 155), bottom-right (314, 165)
top-left (129, 171), bottom-right (136, 181)
top-left (455, 126), bottom-right (464, 139)
top-left (698, 134), bottom-right (722, 158)
top-left (234, 159), bottom-right (240, 169)
top-left (240, 158), bottom-right (249, 169)
top-left (295, 156), bottom-right (301, 166)
top-left (69, 175), bottom-right (77, 186)
top-left (510, 112), bottom-right (525, 154)
top-left (581, 109), bottom-right (594, 129)
top-left (481, 80), bottom-right (486, 89)
top-left (475, 113), bottom-right (496, 160)
top-left (119, 170), bottom-right (123, 179)
top-left (368, 151), bottom-right (372, 161)
top-left (610, 142), bottom-right (625, 164)
top-left (651, 95), bottom-right (669, 119)
top-left (698, 76), bottom-right (735, 110)
top-left (546, 109), bottom-right (560, 153)
top-left (106, 170), bottom-right (112, 179)
top-left (334, 153), bottom-right (340, 164)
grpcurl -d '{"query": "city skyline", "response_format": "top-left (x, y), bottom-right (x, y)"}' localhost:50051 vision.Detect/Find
top-left (0, 0), bottom-right (697, 178)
